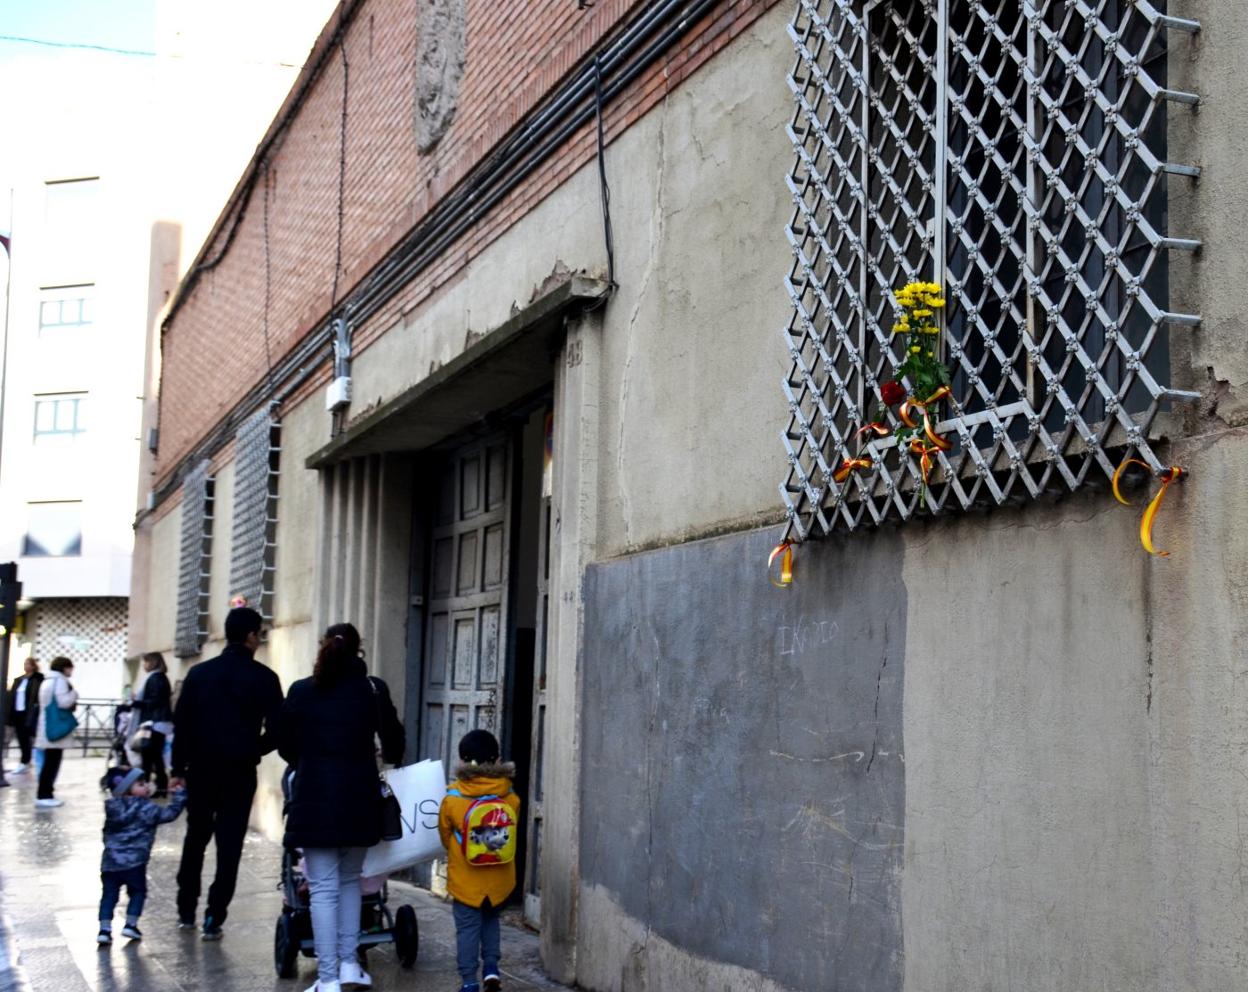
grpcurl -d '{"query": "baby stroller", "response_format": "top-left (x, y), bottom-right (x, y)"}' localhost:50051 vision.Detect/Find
top-left (274, 769), bottom-right (419, 978)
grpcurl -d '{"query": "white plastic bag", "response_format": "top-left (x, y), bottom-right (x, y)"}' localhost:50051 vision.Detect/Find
top-left (362, 759), bottom-right (446, 876)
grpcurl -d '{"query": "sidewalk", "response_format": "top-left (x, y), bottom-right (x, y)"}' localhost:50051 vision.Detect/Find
top-left (0, 754), bottom-right (570, 992)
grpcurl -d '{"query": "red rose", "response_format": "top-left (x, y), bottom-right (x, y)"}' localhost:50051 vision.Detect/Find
top-left (880, 380), bottom-right (906, 406)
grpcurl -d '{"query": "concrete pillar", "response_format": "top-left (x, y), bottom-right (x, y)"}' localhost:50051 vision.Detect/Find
top-left (540, 309), bottom-right (603, 981)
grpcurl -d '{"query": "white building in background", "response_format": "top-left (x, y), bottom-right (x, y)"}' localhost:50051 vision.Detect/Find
top-left (0, 0), bottom-right (336, 699)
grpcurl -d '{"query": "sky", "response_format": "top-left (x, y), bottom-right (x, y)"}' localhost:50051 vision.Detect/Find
top-left (0, 0), bottom-right (157, 60)
top-left (0, 0), bottom-right (335, 256)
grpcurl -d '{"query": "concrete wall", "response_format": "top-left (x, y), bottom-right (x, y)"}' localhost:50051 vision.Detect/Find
top-left (579, 527), bottom-right (906, 992)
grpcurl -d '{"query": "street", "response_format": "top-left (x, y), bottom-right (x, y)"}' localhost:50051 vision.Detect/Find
top-left (0, 754), bottom-right (568, 992)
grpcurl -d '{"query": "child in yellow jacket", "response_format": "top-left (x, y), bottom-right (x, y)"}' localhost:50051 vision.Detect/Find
top-left (438, 730), bottom-right (522, 992)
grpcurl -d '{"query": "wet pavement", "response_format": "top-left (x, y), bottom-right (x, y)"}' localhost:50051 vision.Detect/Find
top-left (0, 754), bottom-right (569, 992)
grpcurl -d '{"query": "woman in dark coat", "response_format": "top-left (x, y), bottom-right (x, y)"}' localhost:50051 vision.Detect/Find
top-left (278, 623), bottom-right (404, 992)
top-left (135, 652), bottom-right (173, 795)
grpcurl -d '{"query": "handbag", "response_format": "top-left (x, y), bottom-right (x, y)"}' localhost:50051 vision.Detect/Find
top-left (44, 697), bottom-right (78, 742)
top-left (368, 677), bottom-right (404, 842)
top-left (128, 721), bottom-right (153, 752)
top-left (379, 779), bottom-right (403, 842)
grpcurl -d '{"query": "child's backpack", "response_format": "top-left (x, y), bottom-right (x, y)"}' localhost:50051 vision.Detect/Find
top-left (446, 789), bottom-right (517, 866)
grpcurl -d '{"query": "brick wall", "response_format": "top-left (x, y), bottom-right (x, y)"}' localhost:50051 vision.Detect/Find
top-left (156, 0), bottom-right (781, 491)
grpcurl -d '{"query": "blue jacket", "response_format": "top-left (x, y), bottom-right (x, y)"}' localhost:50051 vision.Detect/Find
top-left (101, 791), bottom-right (187, 872)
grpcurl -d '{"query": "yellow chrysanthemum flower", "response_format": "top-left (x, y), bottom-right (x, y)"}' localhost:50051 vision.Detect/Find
top-left (913, 308), bottom-right (932, 317)
top-left (910, 345), bottom-right (921, 353)
top-left (928, 298), bottom-right (946, 308)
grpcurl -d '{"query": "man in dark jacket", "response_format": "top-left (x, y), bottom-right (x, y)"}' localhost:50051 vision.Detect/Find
top-left (170, 607), bottom-right (283, 939)
top-left (7, 659), bottom-right (43, 773)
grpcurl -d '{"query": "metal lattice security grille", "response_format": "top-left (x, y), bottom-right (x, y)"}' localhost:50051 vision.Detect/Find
top-left (780, 0), bottom-right (1202, 538)
top-left (228, 406), bottom-right (281, 621)
top-left (30, 598), bottom-right (128, 667)
top-left (174, 461), bottom-right (214, 657)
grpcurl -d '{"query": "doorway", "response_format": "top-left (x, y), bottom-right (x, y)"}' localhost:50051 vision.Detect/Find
top-left (406, 401), bottom-right (551, 911)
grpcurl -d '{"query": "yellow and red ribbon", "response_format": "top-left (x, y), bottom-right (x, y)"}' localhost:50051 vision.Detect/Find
top-left (1112, 458), bottom-right (1186, 557)
top-left (899, 386), bottom-right (952, 485)
top-left (768, 541), bottom-right (794, 588)
top-left (833, 456), bottom-right (873, 483)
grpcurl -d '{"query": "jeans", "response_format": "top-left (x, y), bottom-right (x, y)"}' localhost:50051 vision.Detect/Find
top-left (452, 899), bottom-right (502, 983)
top-left (175, 770), bottom-right (256, 926)
top-left (303, 846), bottom-right (367, 984)
top-left (100, 865), bottom-right (147, 925)
top-left (37, 748), bottom-right (63, 799)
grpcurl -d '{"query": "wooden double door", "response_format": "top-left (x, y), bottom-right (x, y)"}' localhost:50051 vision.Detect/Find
top-left (420, 436), bottom-right (511, 767)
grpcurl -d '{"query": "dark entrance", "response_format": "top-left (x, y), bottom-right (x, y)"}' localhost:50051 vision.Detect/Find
top-left (406, 402), bottom-right (551, 907)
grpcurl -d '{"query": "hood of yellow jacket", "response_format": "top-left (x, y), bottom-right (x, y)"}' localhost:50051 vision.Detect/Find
top-left (451, 761), bottom-right (516, 794)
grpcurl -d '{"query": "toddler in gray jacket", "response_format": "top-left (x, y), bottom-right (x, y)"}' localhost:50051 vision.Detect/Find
top-left (97, 766), bottom-right (186, 945)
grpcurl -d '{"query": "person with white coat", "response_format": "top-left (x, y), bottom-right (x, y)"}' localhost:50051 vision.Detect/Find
top-left (35, 656), bottom-right (78, 808)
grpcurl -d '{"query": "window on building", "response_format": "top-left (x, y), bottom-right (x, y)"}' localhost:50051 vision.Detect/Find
top-left (780, 0), bottom-right (1200, 536)
top-left (38, 285), bottom-right (94, 332)
top-left (23, 501), bottom-right (83, 557)
top-left (33, 393), bottom-right (86, 441)
top-left (42, 177), bottom-right (101, 286)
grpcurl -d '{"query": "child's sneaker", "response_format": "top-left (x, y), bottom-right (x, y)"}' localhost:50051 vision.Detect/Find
top-left (483, 976), bottom-right (502, 992)
top-left (176, 915), bottom-right (196, 930)
top-left (201, 917), bottom-right (223, 941)
top-left (121, 923), bottom-right (142, 940)
top-left (458, 984), bottom-right (481, 992)
top-left (96, 929), bottom-right (112, 945)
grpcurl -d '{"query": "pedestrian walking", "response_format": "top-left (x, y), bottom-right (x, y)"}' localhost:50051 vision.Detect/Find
top-left (278, 622), bottom-right (405, 992)
top-left (439, 729), bottom-right (522, 992)
top-left (133, 652), bottom-right (173, 796)
top-left (34, 657), bottom-right (78, 807)
top-left (96, 766), bottom-right (187, 945)
top-left (170, 606), bottom-right (283, 940)
top-left (6, 658), bottom-right (42, 773)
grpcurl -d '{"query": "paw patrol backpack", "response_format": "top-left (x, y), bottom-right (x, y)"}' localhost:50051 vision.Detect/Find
top-left (446, 789), bottom-right (517, 866)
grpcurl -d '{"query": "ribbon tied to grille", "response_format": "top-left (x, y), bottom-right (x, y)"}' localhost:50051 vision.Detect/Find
top-left (768, 540), bottom-right (794, 588)
top-left (1111, 459), bottom-right (1186, 557)
top-left (899, 386), bottom-right (952, 486)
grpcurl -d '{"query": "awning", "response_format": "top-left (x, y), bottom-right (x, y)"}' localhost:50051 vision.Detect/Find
top-left (306, 273), bottom-right (608, 468)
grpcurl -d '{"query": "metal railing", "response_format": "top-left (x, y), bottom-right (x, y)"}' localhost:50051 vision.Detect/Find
top-left (2, 697), bottom-right (126, 758)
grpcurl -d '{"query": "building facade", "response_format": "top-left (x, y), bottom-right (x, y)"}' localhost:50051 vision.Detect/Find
top-left (0, 0), bottom-right (338, 699)
top-left (0, 165), bottom-right (150, 700)
top-left (131, 1), bottom-right (1248, 990)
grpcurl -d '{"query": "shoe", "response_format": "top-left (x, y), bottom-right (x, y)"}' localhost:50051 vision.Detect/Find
top-left (12, 763), bottom-right (27, 774)
top-left (96, 929), bottom-right (112, 945)
top-left (177, 916), bottom-right (196, 930)
top-left (303, 982), bottom-right (342, 992)
top-left (122, 924), bottom-right (142, 940)
top-left (458, 984), bottom-right (481, 992)
top-left (201, 918), bottom-right (223, 941)
top-left (483, 975), bottom-right (502, 992)
top-left (339, 960), bottom-right (372, 988)
top-left (34, 798), bottom-right (64, 808)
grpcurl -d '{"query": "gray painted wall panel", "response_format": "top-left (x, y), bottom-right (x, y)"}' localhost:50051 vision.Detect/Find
top-left (581, 526), bottom-right (906, 991)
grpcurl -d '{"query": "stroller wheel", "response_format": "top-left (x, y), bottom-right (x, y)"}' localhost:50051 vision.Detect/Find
top-left (275, 912), bottom-right (299, 978)
top-left (394, 904), bottom-right (418, 968)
